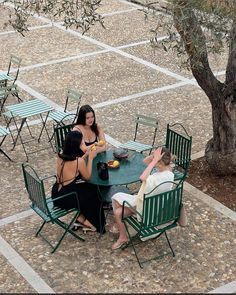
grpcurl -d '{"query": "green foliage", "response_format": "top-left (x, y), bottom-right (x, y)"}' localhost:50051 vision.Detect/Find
top-left (142, 0), bottom-right (235, 69)
top-left (1, 0), bottom-right (104, 35)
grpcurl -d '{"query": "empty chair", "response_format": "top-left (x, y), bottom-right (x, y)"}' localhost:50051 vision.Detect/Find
top-left (0, 84), bottom-right (22, 114)
top-left (22, 163), bottom-right (85, 253)
top-left (0, 55), bottom-right (22, 87)
top-left (49, 88), bottom-right (82, 126)
top-left (119, 114), bottom-right (159, 154)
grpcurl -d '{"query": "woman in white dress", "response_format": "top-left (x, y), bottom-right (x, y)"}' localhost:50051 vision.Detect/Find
top-left (111, 147), bottom-right (174, 250)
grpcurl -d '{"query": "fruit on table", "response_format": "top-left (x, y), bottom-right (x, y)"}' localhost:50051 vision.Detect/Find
top-left (97, 140), bottom-right (105, 146)
top-left (113, 160), bottom-right (119, 167)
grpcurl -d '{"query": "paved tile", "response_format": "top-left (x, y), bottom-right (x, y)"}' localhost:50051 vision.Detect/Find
top-left (0, 192), bottom-right (235, 293)
top-left (18, 52), bottom-right (177, 106)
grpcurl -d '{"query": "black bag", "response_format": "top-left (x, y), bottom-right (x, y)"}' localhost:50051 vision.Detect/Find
top-left (97, 161), bottom-right (109, 180)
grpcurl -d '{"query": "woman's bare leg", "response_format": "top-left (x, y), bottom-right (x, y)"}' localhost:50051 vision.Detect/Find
top-left (112, 206), bottom-right (133, 249)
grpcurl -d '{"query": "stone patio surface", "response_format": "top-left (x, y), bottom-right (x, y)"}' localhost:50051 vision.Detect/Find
top-left (0, 0), bottom-right (235, 293)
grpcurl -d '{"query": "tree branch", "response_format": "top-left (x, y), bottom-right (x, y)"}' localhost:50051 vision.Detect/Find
top-left (172, 0), bottom-right (223, 102)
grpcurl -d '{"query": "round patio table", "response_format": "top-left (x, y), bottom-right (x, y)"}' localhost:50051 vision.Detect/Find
top-left (89, 149), bottom-right (146, 186)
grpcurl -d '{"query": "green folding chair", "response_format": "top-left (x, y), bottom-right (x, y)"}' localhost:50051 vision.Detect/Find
top-left (119, 114), bottom-right (158, 154)
top-left (22, 163), bottom-right (84, 253)
top-left (49, 88), bottom-right (82, 125)
top-left (0, 55), bottom-right (22, 87)
top-left (165, 123), bottom-right (192, 181)
top-left (0, 84), bottom-right (22, 114)
top-left (122, 181), bottom-right (184, 268)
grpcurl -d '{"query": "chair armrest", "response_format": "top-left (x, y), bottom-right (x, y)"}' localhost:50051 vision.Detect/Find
top-left (121, 200), bottom-right (142, 221)
top-left (47, 191), bottom-right (80, 210)
top-left (41, 174), bottom-right (56, 181)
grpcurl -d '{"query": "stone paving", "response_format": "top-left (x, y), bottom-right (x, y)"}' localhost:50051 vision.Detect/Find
top-left (0, 0), bottom-right (236, 293)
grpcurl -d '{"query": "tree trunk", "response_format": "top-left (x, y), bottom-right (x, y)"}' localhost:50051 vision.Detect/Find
top-left (205, 92), bottom-right (236, 175)
top-left (172, 0), bottom-right (236, 176)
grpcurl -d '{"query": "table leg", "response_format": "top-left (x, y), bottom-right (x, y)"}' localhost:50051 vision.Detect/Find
top-left (38, 112), bottom-right (54, 150)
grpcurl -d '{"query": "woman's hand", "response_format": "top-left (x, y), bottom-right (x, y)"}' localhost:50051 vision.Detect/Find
top-left (88, 146), bottom-right (97, 159)
top-left (152, 147), bottom-right (165, 164)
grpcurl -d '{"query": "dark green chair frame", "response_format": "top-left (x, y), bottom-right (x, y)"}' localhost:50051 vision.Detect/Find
top-left (120, 114), bottom-right (159, 154)
top-left (6, 54), bottom-right (22, 85)
top-left (53, 122), bottom-right (76, 153)
top-left (0, 84), bottom-right (22, 114)
top-left (22, 163), bottom-right (84, 253)
top-left (165, 123), bottom-right (192, 181)
top-left (122, 181), bottom-right (184, 268)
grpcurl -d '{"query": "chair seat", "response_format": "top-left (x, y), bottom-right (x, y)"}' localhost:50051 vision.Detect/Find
top-left (0, 72), bottom-right (13, 82)
top-left (0, 125), bottom-right (10, 136)
top-left (49, 110), bottom-right (75, 123)
top-left (31, 197), bottom-right (77, 222)
top-left (119, 140), bottom-right (153, 153)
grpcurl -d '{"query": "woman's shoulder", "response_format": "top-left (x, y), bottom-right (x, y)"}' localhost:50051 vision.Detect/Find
top-left (73, 124), bottom-right (84, 132)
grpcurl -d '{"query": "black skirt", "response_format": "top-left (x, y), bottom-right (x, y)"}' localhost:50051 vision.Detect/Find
top-left (51, 179), bottom-right (105, 233)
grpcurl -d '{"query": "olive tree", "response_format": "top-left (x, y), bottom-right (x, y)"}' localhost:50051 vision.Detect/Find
top-left (1, 0), bottom-right (236, 175)
top-left (144, 0), bottom-right (236, 175)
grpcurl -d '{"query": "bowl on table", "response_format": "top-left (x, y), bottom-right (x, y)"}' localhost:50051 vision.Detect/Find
top-left (113, 148), bottom-right (129, 160)
top-left (107, 160), bottom-right (120, 169)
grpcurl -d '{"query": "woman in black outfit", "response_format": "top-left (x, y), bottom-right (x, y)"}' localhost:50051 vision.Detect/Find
top-left (73, 104), bottom-right (106, 153)
top-left (51, 131), bottom-right (105, 233)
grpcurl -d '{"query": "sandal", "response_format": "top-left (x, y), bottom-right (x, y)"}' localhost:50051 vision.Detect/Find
top-left (82, 226), bottom-right (96, 233)
top-left (112, 240), bottom-right (128, 250)
top-left (71, 222), bottom-right (83, 232)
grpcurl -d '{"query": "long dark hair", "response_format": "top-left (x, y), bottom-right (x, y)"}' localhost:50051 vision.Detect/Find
top-left (76, 104), bottom-right (99, 136)
top-left (59, 131), bottom-right (84, 161)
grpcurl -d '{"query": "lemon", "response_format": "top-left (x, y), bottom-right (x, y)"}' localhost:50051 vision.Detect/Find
top-left (98, 140), bottom-right (105, 146)
top-left (91, 145), bottom-right (96, 151)
top-left (113, 160), bottom-right (119, 167)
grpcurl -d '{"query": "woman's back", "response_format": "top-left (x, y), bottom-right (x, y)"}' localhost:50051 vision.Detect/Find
top-left (56, 157), bottom-right (80, 188)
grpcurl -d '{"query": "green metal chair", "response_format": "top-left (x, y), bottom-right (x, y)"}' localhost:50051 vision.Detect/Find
top-left (0, 84), bottom-right (22, 114)
top-left (0, 55), bottom-right (22, 87)
top-left (53, 122), bottom-right (76, 153)
top-left (119, 114), bottom-right (158, 154)
top-left (22, 163), bottom-right (84, 253)
top-left (49, 88), bottom-right (82, 125)
top-left (165, 123), bottom-right (192, 181)
top-left (122, 181), bottom-right (184, 268)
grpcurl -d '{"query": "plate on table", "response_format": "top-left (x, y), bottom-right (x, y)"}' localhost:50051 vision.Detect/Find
top-left (107, 160), bottom-right (120, 169)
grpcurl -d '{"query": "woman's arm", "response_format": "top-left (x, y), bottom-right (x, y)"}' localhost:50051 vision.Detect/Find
top-left (143, 154), bottom-right (154, 165)
top-left (140, 148), bottom-right (164, 181)
top-left (94, 125), bottom-right (107, 153)
top-left (78, 149), bottom-right (97, 180)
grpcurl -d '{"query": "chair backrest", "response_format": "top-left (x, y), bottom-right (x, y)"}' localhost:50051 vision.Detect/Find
top-left (7, 55), bottom-right (22, 84)
top-left (64, 88), bottom-right (82, 115)
top-left (165, 123), bottom-right (192, 170)
top-left (142, 181), bottom-right (183, 228)
top-left (22, 163), bottom-right (51, 219)
top-left (134, 114), bottom-right (159, 146)
top-left (54, 122), bottom-right (76, 153)
top-left (0, 84), bottom-right (18, 99)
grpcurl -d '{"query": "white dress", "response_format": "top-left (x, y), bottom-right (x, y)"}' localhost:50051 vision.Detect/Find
top-left (112, 170), bottom-right (174, 209)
